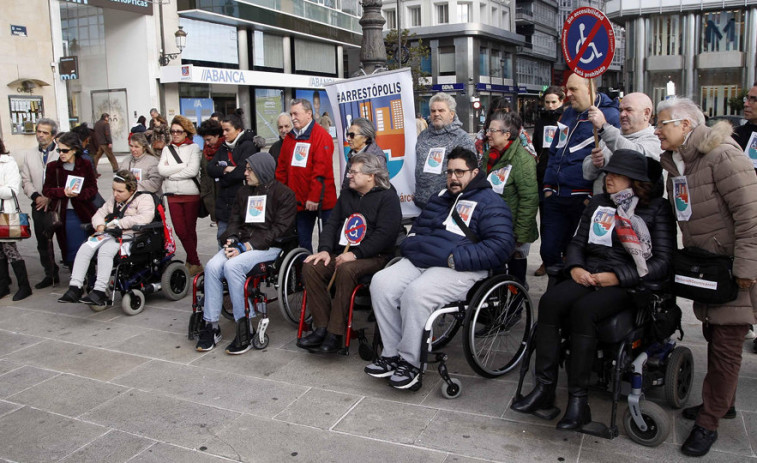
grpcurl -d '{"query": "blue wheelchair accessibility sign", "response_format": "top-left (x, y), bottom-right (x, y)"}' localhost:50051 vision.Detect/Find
top-left (561, 7), bottom-right (615, 78)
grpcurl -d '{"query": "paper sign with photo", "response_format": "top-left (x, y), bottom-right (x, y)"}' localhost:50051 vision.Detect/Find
top-left (745, 132), bottom-right (757, 168)
top-left (66, 175), bottom-right (84, 194)
top-left (86, 233), bottom-right (112, 250)
top-left (245, 195), bottom-right (267, 223)
top-left (291, 142), bottom-right (311, 168)
top-left (130, 168), bottom-right (143, 182)
top-left (487, 165), bottom-right (512, 194)
top-left (443, 200), bottom-right (477, 237)
top-left (543, 125), bottom-right (557, 149)
top-left (423, 147), bottom-right (446, 174)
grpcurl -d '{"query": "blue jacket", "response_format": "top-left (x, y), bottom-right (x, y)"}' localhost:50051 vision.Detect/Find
top-left (543, 93), bottom-right (619, 197)
top-left (401, 171), bottom-right (515, 271)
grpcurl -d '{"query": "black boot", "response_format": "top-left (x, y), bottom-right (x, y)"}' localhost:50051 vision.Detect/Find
top-left (512, 323), bottom-right (560, 414)
top-left (316, 332), bottom-right (343, 354)
top-left (297, 327), bottom-right (327, 349)
top-left (58, 286), bottom-right (83, 303)
top-left (556, 334), bottom-right (596, 430)
top-left (11, 261), bottom-right (32, 301)
top-left (0, 259), bottom-right (10, 299)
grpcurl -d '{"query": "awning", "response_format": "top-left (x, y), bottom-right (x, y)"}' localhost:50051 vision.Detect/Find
top-left (160, 65), bottom-right (341, 89)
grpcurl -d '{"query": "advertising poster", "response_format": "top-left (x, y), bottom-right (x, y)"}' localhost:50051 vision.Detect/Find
top-left (325, 68), bottom-right (420, 217)
top-left (294, 89), bottom-right (336, 138)
top-left (180, 98), bottom-right (214, 147)
top-left (255, 89), bottom-right (285, 140)
top-left (91, 89), bottom-right (129, 153)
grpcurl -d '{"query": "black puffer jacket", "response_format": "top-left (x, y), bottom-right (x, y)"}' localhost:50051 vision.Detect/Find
top-left (207, 130), bottom-right (260, 222)
top-left (565, 194), bottom-right (675, 287)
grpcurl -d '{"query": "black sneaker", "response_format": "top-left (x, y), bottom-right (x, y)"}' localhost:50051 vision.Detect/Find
top-left (80, 290), bottom-right (107, 307)
top-left (389, 360), bottom-right (421, 389)
top-left (364, 355), bottom-right (400, 378)
top-left (58, 286), bottom-right (82, 303)
top-left (196, 323), bottom-right (222, 352)
top-left (225, 336), bottom-right (252, 355)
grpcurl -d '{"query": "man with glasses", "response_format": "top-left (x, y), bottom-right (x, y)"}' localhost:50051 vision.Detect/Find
top-left (733, 83), bottom-right (757, 167)
top-left (366, 147), bottom-right (514, 390)
top-left (298, 153), bottom-right (402, 354)
top-left (20, 118), bottom-right (61, 288)
top-left (195, 153), bottom-right (296, 355)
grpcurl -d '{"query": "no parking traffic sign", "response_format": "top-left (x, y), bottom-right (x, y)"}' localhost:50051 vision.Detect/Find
top-left (561, 7), bottom-right (615, 79)
top-left (344, 213), bottom-right (367, 245)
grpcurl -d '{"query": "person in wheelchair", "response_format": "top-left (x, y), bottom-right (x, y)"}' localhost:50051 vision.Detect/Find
top-left (366, 147), bottom-right (514, 389)
top-left (58, 170), bottom-right (156, 306)
top-left (196, 153), bottom-right (296, 354)
top-left (511, 149), bottom-right (675, 430)
top-left (298, 153), bottom-right (402, 353)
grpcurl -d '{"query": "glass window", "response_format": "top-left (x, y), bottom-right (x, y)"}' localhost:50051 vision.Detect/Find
top-left (439, 46), bottom-right (455, 75)
top-left (294, 39), bottom-right (336, 74)
top-left (409, 6), bottom-right (421, 27)
top-left (516, 58), bottom-right (551, 86)
top-left (502, 52), bottom-right (513, 79)
top-left (385, 9), bottom-right (396, 29)
top-left (650, 16), bottom-right (681, 56)
top-left (436, 4), bottom-right (449, 24)
top-left (479, 48), bottom-right (489, 76)
top-left (701, 10), bottom-right (744, 53)
top-left (490, 49), bottom-right (501, 77)
top-left (420, 54), bottom-right (432, 74)
top-left (457, 2), bottom-right (471, 23)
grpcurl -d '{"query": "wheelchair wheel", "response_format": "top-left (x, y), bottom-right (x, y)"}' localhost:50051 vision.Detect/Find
top-left (121, 289), bottom-right (146, 316)
top-left (441, 378), bottom-right (462, 399)
top-left (430, 313), bottom-right (462, 349)
top-left (462, 275), bottom-right (532, 378)
top-left (622, 401), bottom-right (670, 447)
top-left (220, 294), bottom-right (234, 321)
top-left (252, 333), bottom-right (269, 349)
top-left (664, 346), bottom-right (693, 409)
top-left (276, 247), bottom-right (311, 325)
top-left (161, 261), bottom-right (189, 301)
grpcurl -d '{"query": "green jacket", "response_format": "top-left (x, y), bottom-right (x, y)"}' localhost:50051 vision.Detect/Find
top-left (481, 142), bottom-right (539, 243)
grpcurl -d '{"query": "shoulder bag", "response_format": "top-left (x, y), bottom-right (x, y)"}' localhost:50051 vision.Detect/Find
top-left (0, 191), bottom-right (32, 240)
top-left (167, 145), bottom-right (209, 218)
top-left (673, 247), bottom-right (739, 304)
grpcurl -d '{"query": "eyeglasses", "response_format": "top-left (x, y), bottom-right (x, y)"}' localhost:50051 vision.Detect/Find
top-left (445, 168), bottom-right (473, 178)
top-left (56, 148), bottom-right (73, 154)
top-left (346, 132), bottom-right (360, 139)
top-left (169, 129), bottom-right (185, 134)
top-left (745, 96), bottom-right (757, 104)
top-left (347, 169), bottom-right (363, 176)
top-left (655, 118), bottom-right (684, 129)
top-left (485, 128), bottom-right (506, 134)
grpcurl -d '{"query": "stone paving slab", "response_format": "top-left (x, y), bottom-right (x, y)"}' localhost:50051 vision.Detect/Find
top-left (0, 365), bottom-right (59, 399)
top-left (129, 443), bottom-right (232, 463)
top-left (273, 387), bottom-right (361, 430)
top-left (334, 397), bottom-right (438, 445)
top-left (58, 429), bottom-right (154, 463)
top-left (108, 330), bottom-right (204, 364)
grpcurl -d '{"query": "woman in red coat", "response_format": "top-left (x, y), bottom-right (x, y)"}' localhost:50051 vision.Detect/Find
top-left (42, 132), bottom-right (98, 266)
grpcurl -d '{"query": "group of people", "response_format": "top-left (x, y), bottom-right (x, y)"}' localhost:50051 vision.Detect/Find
top-left (4, 79), bottom-right (757, 459)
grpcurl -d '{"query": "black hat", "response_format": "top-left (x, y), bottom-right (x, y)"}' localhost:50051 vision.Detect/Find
top-left (601, 149), bottom-right (650, 182)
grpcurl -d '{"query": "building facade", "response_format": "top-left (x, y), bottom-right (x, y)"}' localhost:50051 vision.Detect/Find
top-left (607, 0), bottom-right (757, 116)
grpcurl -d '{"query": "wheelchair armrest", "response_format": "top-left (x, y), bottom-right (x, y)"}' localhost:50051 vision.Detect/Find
top-left (131, 221), bottom-right (163, 232)
top-left (273, 235), bottom-right (299, 248)
top-left (545, 264), bottom-right (565, 277)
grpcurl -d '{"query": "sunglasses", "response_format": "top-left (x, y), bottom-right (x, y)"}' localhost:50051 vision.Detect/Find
top-left (346, 132), bottom-right (360, 139)
top-left (170, 129), bottom-right (185, 134)
top-left (56, 148), bottom-right (73, 154)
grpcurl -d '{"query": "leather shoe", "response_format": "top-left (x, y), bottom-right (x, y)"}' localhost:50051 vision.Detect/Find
top-left (534, 264), bottom-right (546, 276)
top-left (681, 425), bottom-right (717, 457)
top-left (682, 404), bottom-right (736, 420)
top-left (556, 396), bottom-right (591, 430)
top-left (35, 275), bottom-right (60, 289)
top-left (511, 383), bottom-right (556, 414)
top-left (297, 327), bottom-right (326, 349)
top-left (315, 332), bottom-right (343, 354)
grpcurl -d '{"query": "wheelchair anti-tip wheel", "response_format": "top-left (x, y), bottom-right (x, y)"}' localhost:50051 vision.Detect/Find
top-left (161, 261), bottom-right (189, 301)
top-left (664, 346), bottom-right (693, 409)
top-left (441, 378), bottom-right (462, 399)
top-left (277, 247), bottom-right (311, 325)
top-left (121, 289), bottom-right (146, 315)
top-left (622, 401), bottom-right (671, 447)
top-left (462, 275), bottom-right (532, 378)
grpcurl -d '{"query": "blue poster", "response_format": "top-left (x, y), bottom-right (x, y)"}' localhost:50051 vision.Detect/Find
top-left (180, 98), bottom-right (214, 148)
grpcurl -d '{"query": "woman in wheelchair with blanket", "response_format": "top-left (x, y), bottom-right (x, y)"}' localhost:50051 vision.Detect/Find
top-left (511, 149), bottom-right (675, 430)
top-left (58, 170), bottom-right (155, 306)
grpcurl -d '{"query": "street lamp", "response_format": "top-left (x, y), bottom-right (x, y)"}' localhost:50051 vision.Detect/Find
top-left (158, 26), bottom-right (187, 66)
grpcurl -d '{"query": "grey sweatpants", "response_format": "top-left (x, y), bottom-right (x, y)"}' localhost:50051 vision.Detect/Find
top-left (370, 257), bottom-right (486, 368)
top-left (70, 238), bottom-right (120, 292)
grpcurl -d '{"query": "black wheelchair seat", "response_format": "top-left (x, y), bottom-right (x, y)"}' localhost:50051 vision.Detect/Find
top-left (597, 310), bottom-right (635, 344)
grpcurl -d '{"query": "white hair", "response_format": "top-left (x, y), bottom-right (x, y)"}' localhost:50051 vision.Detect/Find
top-left (656, 97), bottom-right (705, 128)
top-left (429, 92), bottom-right (457, 112)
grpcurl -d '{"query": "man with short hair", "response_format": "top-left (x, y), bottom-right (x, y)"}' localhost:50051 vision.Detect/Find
top-left (583, 92), bottom-right (662, 193)
top-left (733, 83), bottom-right (757, 164)
top-left (367, 147), bottom-right (514, 390)
top-left (148, 108), bottom-right (160, 130)
top-left (540, 73), bottom-right (619, 269)
top-left (20, 118), bottom-right (60, 288)
top-left (298, 153), bottom-right (402, 354)
top-left (93, 113), bottom-right (117, 175)
top-left (414, 92), bottom-right (476, 210)
top-left (269, 113), bottom-right (293, 166)
top-left (275, 99), bottom-right (337, 252)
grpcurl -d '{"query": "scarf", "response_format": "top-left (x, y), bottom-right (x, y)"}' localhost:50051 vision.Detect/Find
top-left (171, 138), bottom-right (193, 147)
top-left (224, 132), bottom-right (241, 151)
top-left (203, 137), bottom-right (225, 160)
top-left (610, 188), bottom-right (652, 277)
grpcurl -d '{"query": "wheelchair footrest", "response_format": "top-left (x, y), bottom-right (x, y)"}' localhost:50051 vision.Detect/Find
top-left (532, 406), bottom-right (561, 421)
top-left (580, 421), bottom-right (618, 440)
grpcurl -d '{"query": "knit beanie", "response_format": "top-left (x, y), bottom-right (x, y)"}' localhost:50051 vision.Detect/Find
top-left (246, 152), bottom-right (276, 185)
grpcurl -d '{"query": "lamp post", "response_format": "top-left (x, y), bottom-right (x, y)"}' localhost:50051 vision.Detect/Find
top-left (158, 26), bottom-right (187, 66)
top-left (359, 0), bottom-right (387, 74)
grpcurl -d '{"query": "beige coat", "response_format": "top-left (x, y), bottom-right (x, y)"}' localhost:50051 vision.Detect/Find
top-left (20, 145), bottom-right (59, 201)
top-left (660, 121), bottom-right (757, 325)
top-left (120, 154), bottom-right (162, 193)
top-left (91, 192), bottom-right (155, 234)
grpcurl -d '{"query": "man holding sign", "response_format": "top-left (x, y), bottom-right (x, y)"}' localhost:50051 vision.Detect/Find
top-left (299, 153), bottom-right (402, 354)
top-left (195, 153), bottom-right (296, 355)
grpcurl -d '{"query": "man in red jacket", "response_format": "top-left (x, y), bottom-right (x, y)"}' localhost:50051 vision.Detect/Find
top-left (275, 98), bottom-right (336, 251)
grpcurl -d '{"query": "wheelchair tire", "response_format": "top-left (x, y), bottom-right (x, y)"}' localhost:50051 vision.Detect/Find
top-left (664, 346), bottom-right (693, 409)
top-left (277, 248), bottom-right (311, 325)
top-left (121, 289), bottom-right (146, 316)
top-left (161, 261), bottom-right (189, 301)
top-left (252, 333), bottom-right (269, 350)
top-left (622, 401), bottom-right (670, 447)
top-left (462, 275), bottom-right (532, 378)
top-left (441, 378), bottom-right (462, 399)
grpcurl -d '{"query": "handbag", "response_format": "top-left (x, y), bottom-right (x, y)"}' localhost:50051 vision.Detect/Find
top-left (0, 191), bottom-right (32, 240)
top-left (167, 145), bottom-right (209, 218)
top-left (673, 247), bottom-right (739, 304)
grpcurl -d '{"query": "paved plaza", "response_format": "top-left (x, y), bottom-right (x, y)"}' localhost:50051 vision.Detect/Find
top-left (0, 168), bottom-right (756, 463)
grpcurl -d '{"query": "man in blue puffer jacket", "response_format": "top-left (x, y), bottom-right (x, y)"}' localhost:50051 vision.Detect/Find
top-left (367, 147), bottom-right (515, 391)
top-left (540, 73), bottom-right (619, 269)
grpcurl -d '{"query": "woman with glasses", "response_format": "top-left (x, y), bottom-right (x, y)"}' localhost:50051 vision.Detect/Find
top-left (158, 115), bottom-right (203, 276)
top-left (654, 97), bottom-right (757, 457)
top-left (342, 118), bottom-right (386, 188)
top-left (42, 132), bottom-right (98, 268)
top-left (481, 111), bottom-right (538, 284)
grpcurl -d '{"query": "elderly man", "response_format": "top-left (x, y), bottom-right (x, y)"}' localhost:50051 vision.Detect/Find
top-left (20, 118), bottom-right (60, 288)
top-left (298, 153), bottom-right (402, 354)
top-left (269, 113), bottom-right (293, 166)
top-left (583, 92), bottom-right (662, 193)
top-left (93, 113), bottom-right (117, 176)
top-left (540, 73), bottom-right (619, 269)
top-left (733, 83), bottom-right (757, 169)
top-left (414, 92), bottom-right (476, 209)
top-left (367, 147), bottom-right (514, 390)
top-left (275, 99), bottom-right (337, 252)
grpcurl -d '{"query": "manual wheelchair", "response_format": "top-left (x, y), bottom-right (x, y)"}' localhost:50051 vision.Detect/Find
top-left (513, 269), bottom-right (693, 447)
top-left (187, 235), bottom-right (306, 349)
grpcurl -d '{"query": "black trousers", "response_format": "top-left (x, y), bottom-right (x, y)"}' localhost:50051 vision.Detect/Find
top-left (31, 206), bottom-right (59, 278)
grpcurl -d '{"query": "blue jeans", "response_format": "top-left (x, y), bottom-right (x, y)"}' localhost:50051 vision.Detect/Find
top-left (203, 247), bottom-right (281, 322)
top-left (539, 194), bottom-right (588, 267)
top-left (296, 209), bottom-right (332, 253)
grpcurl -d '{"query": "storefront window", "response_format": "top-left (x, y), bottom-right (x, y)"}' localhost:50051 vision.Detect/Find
top-left (650, 15), bottom-right (681, 56)
top-left (255, 88), bottom-right (285, 139)
top-left (699, 68), bottom-right (743, 116)
top-left (701, 10), bottom-right (744, 53)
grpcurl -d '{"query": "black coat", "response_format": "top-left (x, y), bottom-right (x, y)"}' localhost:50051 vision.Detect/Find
top-left (565, 194), bottom-right (675, 288)
top-left (207, 130), bottom-right (260, 222)
top-left (533, 107), bottom-right (562, 188)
